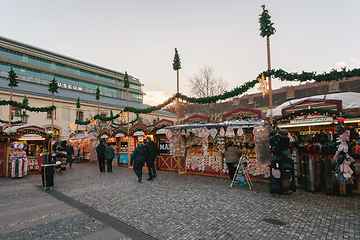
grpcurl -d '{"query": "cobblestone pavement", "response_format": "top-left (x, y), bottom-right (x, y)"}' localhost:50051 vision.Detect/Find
top-left (1, 162), bottom-right (360, 240)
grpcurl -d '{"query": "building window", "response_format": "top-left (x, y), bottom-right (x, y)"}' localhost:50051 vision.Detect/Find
top-left (77, 111), bottom-right (84, 121)
top-left (47, 109), bottom-right (56, 119)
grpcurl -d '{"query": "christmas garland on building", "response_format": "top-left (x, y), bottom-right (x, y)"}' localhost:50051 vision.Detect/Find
top-left (0, 100), bottom-right (55, 112)
top-left (0, 119), bottom-right (22, 125)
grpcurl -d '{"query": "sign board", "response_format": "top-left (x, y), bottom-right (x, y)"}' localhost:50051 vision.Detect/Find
top-left (159, 139), bottom-right (170, 154)
top-left (290, 116), bottom-right (333, 124)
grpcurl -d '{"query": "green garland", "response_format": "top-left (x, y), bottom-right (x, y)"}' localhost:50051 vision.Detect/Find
top-left (75, 113), bottom-right (140, 126)
top-left (273, 109), bottom-right (349, 124)
top-left (124, 67), bottom-right (360, 114)
top-left (0, 100), bottom-right (55, 112)
top-left (0, 119), bottom-right (22, 125)
top-left (146, 124), bottom-right (170, 135)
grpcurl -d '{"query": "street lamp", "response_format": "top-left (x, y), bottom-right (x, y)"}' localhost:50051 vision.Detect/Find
top-left (20, 110), bottom-right (29, 124)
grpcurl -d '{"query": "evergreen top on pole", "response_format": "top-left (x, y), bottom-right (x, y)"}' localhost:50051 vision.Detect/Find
top-left (76, 97), bottom-right (81, 109)
top-left (48, 77), bottom-right (59, 94)
top-left (22, 96), bottom-right (29, 107)
top-left (259, 5), bottom-right (276, 38)
top-left (172, 48), bottom-right (181, 71)
top-left (95, 86), bottom-right (101, 100)
top-left (124, 71), bottom-right (130, 88)
top-left (7, 68), bottom-right (19, 88)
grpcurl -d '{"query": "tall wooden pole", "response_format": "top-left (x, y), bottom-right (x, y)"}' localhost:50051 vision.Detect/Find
top-left (127, 88), bottom-right (130, 167)
top-left (176, 69), bottom-right (180, 125)
top-left (76, 109), bottom-right (79, 133)
top-left (97, 99), bottom-right (100, 134)
top-left (8, 86), bottom-right (13, 128)
top-left (51, 93), bottom-right (54, 142)
top-left (266, 36), bottom-right (273, 123)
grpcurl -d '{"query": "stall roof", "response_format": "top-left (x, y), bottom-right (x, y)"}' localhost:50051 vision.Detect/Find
top-left (3, 124), bottom-right (46, 133)
top-left (267, 92), bottom-right (360, 118)
top-left (166, 119), bottom-right (268, 130)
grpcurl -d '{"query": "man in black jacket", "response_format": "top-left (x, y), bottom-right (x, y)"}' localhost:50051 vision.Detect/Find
top-left (96, 140), bottom-right (106, 172)
top-left (66, 141), bottom-right (75, 169)
top-left (145, 137), bottom-right (160, 180)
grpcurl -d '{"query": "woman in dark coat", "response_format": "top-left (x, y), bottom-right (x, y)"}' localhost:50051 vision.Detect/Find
top-left (132, 141), bottom-right (147, 182)
top-left (105, 143), bottom-right (115, 172)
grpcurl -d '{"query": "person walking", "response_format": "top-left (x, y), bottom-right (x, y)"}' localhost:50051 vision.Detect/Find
top-left (132, 141), bottom-right (147, 182)
top-left (105, 143), bottom-right (115, 172)
top-left (96, 140), bottom-right (106, 172)
top-left (145, 137), bottom-right (160, 180)
top-left (224, 142), bottom-right (242, 180)
top-left (65, 141), bottom-right (75, 169)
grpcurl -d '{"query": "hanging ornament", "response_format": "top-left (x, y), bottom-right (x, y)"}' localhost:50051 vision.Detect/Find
top-left (225, 127), bottom-right (235, 137)
top-left (181, 129), bottom-right (186, 136)
top-left (199, 127), bottom-right (210, 138)
top-left (209, 128), bottom-right (217, 139)
top-left (186, 129), bottom-right (191, 137)
top-left (237, 127), bottom-right (244, 136)
top-left (219, 127), bottom-right (225, 136)
top-left (165, 130), bottom-right (173, 139)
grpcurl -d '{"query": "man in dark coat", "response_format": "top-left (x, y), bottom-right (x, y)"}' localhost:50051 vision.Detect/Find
top-left (66, 141), bottom-right (75, 169)
top-left (145, 137), bottom-right (160, 180)
top-left (96, 140), bottom-right (106, 172)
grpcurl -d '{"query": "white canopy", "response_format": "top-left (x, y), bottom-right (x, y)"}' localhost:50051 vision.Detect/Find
top-left (267, 92), bottom-right (360, 118)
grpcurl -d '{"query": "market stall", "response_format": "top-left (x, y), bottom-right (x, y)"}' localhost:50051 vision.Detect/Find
top-left (0, 126), bottom-right (8, 177)
top-left (3, 125), bottom-right (51, 177)
top-left (165, 119), bottom-right (270, 180)
top-left (69, 131), bottom-right (98, 162)
top-left (273, 98), bottom-right (360, 195)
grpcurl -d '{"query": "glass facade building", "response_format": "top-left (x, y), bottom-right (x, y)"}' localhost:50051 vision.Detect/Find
top-left (0, 36), bottom-right (144, 102)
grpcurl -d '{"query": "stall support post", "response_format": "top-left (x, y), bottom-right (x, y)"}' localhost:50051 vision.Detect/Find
top-left (177, 156), bottom-right (186, 175)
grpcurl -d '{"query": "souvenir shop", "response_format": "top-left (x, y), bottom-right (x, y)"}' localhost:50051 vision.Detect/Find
top-left (3, 125), bottom-right (51, 178)
top-left (0, 126), bottom-right (8, 177)
top-left (274, 99), bottom-right (360, 194)
top-left (69, 131), bottom-right (98, 162)
top-left (165, 110), bottom-right (271, 180)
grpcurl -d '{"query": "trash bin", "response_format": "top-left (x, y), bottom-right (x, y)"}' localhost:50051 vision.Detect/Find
top-left (41, 164), bottom-right (56, 189)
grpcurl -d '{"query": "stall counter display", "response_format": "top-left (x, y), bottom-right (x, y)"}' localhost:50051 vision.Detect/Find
top-left (166, 120), bottom-right (271, 179)
top-left (9, 142), bottom-right (28, 178)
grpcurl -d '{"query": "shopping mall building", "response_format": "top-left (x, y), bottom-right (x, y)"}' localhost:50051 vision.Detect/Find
top-left (0, 36), bottom-right (175, 139)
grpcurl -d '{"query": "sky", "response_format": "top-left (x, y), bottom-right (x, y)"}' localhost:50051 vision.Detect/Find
top-left (2, 1), bottom-right (360, 106)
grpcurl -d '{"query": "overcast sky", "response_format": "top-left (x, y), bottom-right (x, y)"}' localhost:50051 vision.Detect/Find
top-left (2, 1), bottom-right (360, 105)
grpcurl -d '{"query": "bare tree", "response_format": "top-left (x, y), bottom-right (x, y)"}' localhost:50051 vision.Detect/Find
top-left (188, 65), bottom-right (231, 122)
top-left (189, 65), bottom-right (228, 98)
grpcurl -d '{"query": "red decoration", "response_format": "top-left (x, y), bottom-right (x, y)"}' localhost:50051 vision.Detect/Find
top-left (292, 115), bottom-right (295, 118)
top-left (300, 112), bottom-right (304, 116)
top-left (317, 113), bottom-right (321, 115)
top-left (311, 113), bottom-right (315, 116)
top-left (304, 115), bottom-right (307, 119)
top-left (332, 114), bottom-right (336, 117)
top-left (338, 117), bottom-right (345, 123)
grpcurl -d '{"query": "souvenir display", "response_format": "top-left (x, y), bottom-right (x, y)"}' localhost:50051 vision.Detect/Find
top-left (166, 120), bottom-right (271, 178)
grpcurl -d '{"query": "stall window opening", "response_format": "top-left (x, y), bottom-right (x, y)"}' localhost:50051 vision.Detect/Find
top-left (77, 111), bottom-right (84, 121)
top-left (11, 106), bottom-right (22, 119)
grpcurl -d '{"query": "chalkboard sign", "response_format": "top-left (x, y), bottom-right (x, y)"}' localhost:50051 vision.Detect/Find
top-left (159, 139), bottom-right (170, 154)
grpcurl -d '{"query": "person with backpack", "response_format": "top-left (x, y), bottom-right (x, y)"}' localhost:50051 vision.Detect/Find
top-left (132, 141), bottom-right (147, 182)
top-left (105, 143), bottom-right (115, 172)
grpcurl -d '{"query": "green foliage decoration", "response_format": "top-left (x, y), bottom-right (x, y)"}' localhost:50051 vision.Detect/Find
top-left (95, 86), bottom-right (100, 100)
top-left (76, 97), bottom-right (81, 109)
top-left (0, 100), bottom-right (55, 112)
top-left (7, 68), bottom-right (19, 88)
top-left (259, 5), bottom-right (275, 38)
top-left (172, 48), bottom-right (181, 70)
top-left (22, 96), bottom-right (29, 107)
top-left (273, 109), bottom-right (350, 124)
top-left (124, 71), bottom-right (130, 88)
top-left (48, 77), bottom-right (59, 94)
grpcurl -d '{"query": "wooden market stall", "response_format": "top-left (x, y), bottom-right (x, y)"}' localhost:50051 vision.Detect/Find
top-left (69, 131), bottom-right (98, 162)
top-left (274, 98), bottom-right (360, 194)
top-left (165, 118), bottom-right (271, 180)
top-left (3, 124), bottom-right (51, 177)
top-left (0, 126), bottom-right (9, 177)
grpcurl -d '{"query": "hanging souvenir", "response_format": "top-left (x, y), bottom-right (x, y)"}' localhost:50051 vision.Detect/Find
top-left (166, 129), bottom-right (173, 139)
top-left (209, 128), bottom-right (217, 139)
top-left (199, 127), bottom-right (210, 138)
top-left (181, 129), bottom-right (186, 136)
top-left (225, 127), bottom-right (235, 137)
top-left (186, 129), bottom-right (190, 137)
top-left (237, 127), bottom-right (244, 136)
top-left (219, 127), bottom-right (225, 136)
